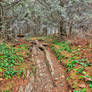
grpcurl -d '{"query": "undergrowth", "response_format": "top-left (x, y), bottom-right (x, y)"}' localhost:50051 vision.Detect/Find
top-left (51, 41), bottom-right (92, 92)
top-left (0, 43), bottom-right (28, 79)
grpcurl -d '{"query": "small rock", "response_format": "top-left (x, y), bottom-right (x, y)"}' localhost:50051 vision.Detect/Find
top-left (79, 84), bottom-right (86, 88)
top-left (27, 70), bottom-right (31, 78)
top-left (61, 75), bottom-right (65, 78)
top-left (60, 83), bottom-right (64, 87)
top-left (25, 82), bottom-right (33, 92)
top-left (54, 78), bottom-right (58, 81)
top-left (18, 86), bottom-right (23, 92)
top-left (0, 78), bottom-right (3, 81)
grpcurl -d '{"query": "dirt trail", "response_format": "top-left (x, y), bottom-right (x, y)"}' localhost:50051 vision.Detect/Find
top-left (21, 40), bottom-right (71, 92)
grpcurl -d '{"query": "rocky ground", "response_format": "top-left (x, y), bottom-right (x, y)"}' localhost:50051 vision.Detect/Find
top-left (18, 40), bottom-right (71, 92)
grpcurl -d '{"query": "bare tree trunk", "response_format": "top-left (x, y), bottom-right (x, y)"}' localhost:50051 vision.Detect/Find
top-left (0, 4), bottom-right (5, 39)
top-left (59, 19), bottom-right (67, 37)
top-left (67, 24), bottom-right (72, 39)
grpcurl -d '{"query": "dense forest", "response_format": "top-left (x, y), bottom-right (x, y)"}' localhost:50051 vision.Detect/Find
top-left (0, 0), bottom-right (92, 92)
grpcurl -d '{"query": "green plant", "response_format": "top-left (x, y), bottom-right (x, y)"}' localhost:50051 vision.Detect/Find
top-left (89, 84), bottom-right (92, 88)
top-left (55, 41), bottom-right (72, 52)
top-left (0, 43), bottom-right (27, 79)
top-left (3, 89), bottom-right (10, 92)
top-left (66, 60), bottom-right (79, 72)
top-left (76, 68), bottom-right (84, 74)
top-left (86, 80), bottom-right (92, 88)
top-left (52, 40), bottom-right (58, 44)
top-left (74, 88), bottom-right (86, 92)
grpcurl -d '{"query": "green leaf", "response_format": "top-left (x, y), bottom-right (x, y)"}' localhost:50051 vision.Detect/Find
top-left (0, 68), bottom-right (3, 72)
top-left (89, 84), bottom-right (92, 88)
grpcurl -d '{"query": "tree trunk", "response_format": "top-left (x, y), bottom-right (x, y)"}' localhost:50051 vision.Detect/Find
top-left (59, 20), bottom-right (67, 37)
top-left (67, 24), bottom-right (72, 39)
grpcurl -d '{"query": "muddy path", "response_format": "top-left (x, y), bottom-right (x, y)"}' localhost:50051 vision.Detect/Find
top-left (20, 40), bottom-right (71, 92)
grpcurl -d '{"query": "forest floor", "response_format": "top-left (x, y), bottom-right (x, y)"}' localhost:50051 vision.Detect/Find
top-left (0, 36), bottom-right (92, 92)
